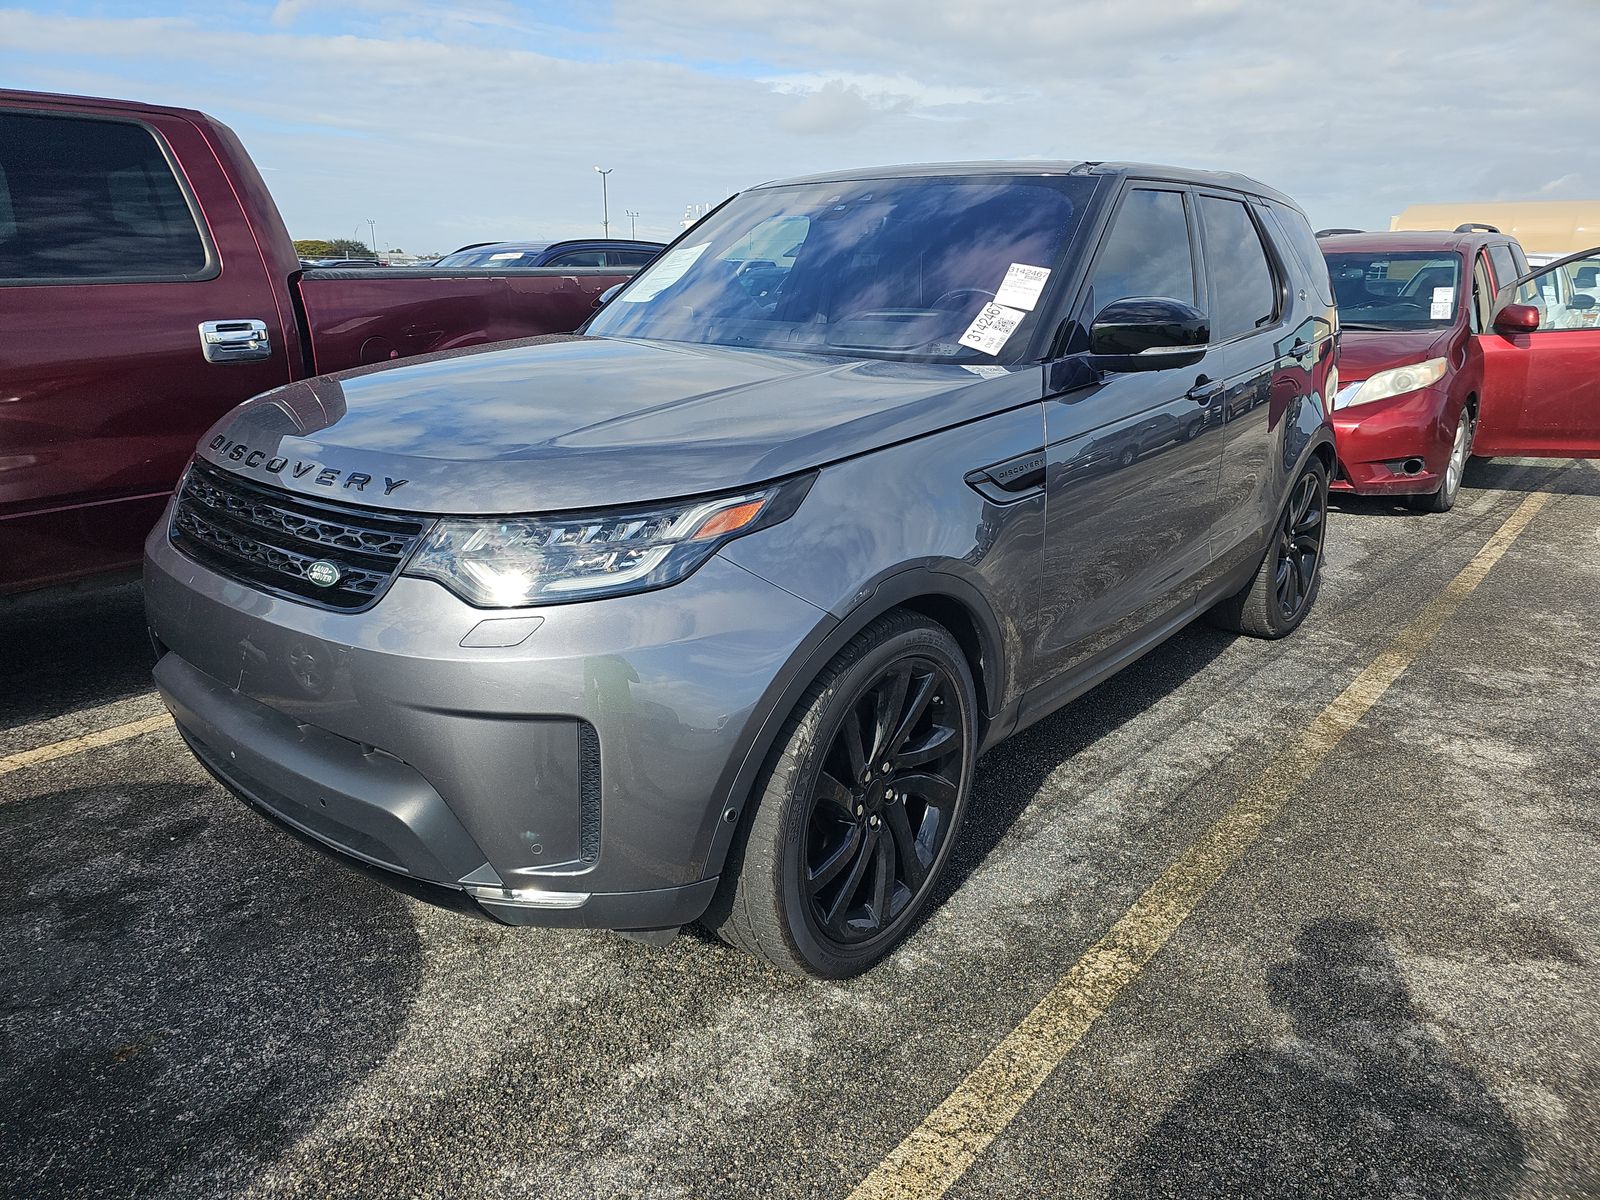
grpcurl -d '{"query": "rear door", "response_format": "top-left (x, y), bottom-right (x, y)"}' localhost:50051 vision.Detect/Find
top-left (1476, 246), bottom-right (1600, 457)
top-left (1032, 183), bottom-right (1225, 697)
top-left (0, 103), bottom-right (291, 592)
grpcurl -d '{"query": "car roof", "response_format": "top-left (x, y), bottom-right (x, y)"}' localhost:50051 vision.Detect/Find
top-left (754, 161), bottom-right (1301, 210)
top-left (446, 239), bottom-right (663, 255)
top-left (1317, 230), bottom-right (1509, 254)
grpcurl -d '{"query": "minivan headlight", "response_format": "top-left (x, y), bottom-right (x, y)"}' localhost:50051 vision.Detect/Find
top-left (1335, 358), bottom-right (1447, 410)
top-left (405, 478), bottom-right (810, 607)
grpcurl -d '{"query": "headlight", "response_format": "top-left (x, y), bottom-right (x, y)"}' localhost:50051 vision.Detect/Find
top-left (1334, 358), bottom-right (1447, 410)
top-left (404, 477), bottom-right (811, 607)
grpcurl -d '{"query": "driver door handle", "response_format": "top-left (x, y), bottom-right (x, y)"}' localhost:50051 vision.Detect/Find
top-left (1187, 379), bottom-right (1223, 405)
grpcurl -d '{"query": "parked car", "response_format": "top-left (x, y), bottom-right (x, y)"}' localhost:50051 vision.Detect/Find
top-left (431, 240), bottom-right (664, 269)
top-left (0, 89), bottom-right (644, 597)
top-left (1319, 229), bottom-right (1600, 510)
top-left (147, 161), bottom-right (1338, 977)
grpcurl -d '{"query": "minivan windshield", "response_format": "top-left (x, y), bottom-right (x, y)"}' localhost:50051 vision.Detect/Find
top-left (1325, 251), bottom-right (1462, 330)
top-left (587, 174), bottom-right (1097, 362)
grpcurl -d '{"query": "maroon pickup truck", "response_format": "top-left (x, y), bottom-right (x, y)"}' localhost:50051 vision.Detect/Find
top-left (0, 89), bottom-right (639, 597)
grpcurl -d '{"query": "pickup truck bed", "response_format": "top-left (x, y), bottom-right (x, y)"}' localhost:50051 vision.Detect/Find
top-left (0, 88), bottom-right (638, 597)
top-left (297, 267), bottom-right (625, 372)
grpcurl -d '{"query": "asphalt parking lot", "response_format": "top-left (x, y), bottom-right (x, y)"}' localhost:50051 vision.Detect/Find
top-left (3, 457), bottom-right (1598, 1200)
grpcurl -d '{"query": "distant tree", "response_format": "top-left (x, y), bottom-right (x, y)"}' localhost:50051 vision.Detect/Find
top-left (326, 238), bottom-right (374, 257)
top-left (292, 238), bottom-right (337, 257)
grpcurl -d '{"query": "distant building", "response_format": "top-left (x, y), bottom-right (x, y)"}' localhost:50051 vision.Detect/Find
top-left (1390, 201), bottom-right (1600, 256)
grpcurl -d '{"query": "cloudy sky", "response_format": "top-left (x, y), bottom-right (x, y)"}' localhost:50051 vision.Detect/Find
top-left (3, 0), bottom-right (1595, 255)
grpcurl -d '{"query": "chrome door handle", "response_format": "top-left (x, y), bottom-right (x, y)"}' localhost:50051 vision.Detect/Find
top-left (198, 319), bottom-right (271, 364)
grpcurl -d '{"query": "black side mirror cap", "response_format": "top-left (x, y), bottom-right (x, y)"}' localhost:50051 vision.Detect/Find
top-left (1088, 296), bottom-right (1209, 373)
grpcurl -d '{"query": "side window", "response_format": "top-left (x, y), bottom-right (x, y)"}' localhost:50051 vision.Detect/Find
top-left (1084, 188), bottom-right (1195, 316)
top-left (608, 250), bottom-right (656, 266)
top-left (1199, 195), bottom-right (1278, 340)
top-left (1513, 261), bottom-right (1600, 331)
top-left (1486, 244), bottom-right (1520, 293)
top-left (546, 249), bottom-right (607, 267)
top-left (1265, 201), bottom-right (1334, 307)
top-left (0, 111), bottom-right (210, 283)
top-left (1471, 255), bottom-right (1494, 333)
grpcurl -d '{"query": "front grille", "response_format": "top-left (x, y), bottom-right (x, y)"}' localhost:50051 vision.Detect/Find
top-left (171, 459), bottom-right (428, 611)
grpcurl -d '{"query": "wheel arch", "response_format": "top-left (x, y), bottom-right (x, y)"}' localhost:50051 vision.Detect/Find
top-left (698, 565), bottom-right (1008, 882)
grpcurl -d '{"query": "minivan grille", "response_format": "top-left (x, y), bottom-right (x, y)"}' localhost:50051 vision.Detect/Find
top-left (170, 459), bottom-right (428, 611)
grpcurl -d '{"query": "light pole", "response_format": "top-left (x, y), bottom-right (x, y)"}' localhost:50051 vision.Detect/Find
top-left (594, 166), bottom-right (612, 237)
top-left (626, 210), bottom-right (639, 239)
top-left (367, 218), bottom-right (377, 260)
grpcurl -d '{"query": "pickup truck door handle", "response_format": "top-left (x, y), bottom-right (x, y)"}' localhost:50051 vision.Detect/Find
top-left (198, 319), bottom-right (272, 364)
top-left (1187, 379), bottom-right (1224, 405)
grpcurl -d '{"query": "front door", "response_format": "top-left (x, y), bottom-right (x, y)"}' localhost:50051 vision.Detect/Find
top-left (1476, 246), bottom-right (1600, 457)
top-left (0, 104), bottom-right (293, 592)
top-left (1032, 184), bottom-right (1225, 699)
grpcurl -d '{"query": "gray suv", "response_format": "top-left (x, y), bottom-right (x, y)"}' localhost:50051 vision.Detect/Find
top-left (146, 163), bottom-right (1338, 977)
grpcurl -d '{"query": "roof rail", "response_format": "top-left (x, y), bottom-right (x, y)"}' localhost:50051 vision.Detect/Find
top-left (1454, 222), bottom-right (1502, 234)
top-left (1314, 227), bottom-right (1363, 237)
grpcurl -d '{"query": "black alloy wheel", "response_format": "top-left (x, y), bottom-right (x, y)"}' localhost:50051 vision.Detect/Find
top-left (801, 656), bottom-right (963, 944)
top-left (707, 612), bottom-right (977, 977)
top-left (1274, 469), bottom-right (1325, 622)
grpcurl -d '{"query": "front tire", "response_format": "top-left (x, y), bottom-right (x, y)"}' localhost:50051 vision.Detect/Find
top-left (1408, 408), bottom-right (1473, 513)
top-left (1207, 457), bottom-right (1329, 639)
top-left (706, 612), bottom-right (977, 978)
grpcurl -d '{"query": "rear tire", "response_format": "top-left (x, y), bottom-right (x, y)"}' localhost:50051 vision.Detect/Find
top-left (705, 611), bottom-right (977, 978)
top-left (1407, 409), bottom-right (1474, 514)
top-left (1207, 457), bottom-right (1329, 639)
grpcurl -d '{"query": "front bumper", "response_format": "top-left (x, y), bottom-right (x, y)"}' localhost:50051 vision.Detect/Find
top-left (144, 520), bottom-right (829, 929)
top-left (1329, 383), bottom-right (1456, 495)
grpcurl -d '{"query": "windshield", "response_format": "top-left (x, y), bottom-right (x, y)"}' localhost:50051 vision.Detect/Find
top-left (587, 174), bottom-right (1097, 362)
top-left (1325, 251), bottom-right (1463, 330)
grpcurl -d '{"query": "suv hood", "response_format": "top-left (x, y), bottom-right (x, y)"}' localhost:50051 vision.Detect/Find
top-left (197, 336), bottom-right (1037, 514)
top-left (1337, 327), bottom-right (1456, 383)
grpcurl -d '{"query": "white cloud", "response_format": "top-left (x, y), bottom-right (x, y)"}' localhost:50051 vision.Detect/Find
top-left (2, 0), bottom-right (1597, 249)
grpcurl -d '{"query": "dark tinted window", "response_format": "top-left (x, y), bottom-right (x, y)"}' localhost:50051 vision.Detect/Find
top-left (0, 112), bottom-right (208, 282)
top-left (609, 249), bottom-right (657, 266)
top-left (1085, 188), bottom-right (1195, 313)
top-left (547, 249), bottom-right (607, 267)
top-left (1200, 196), bottom-right (1278, 339)
top-left (1487, 244), bottom-right (1521, 292)
top-left (1266, 201), bottom-right (1334, 307)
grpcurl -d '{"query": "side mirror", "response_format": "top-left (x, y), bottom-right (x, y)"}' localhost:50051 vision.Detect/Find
top-left (594, 282), bottom-right (625, 310)
top-left (1088, 297), bottom-right (1209, 372)
top-left (1493, 303), bottom-right (1541, 334)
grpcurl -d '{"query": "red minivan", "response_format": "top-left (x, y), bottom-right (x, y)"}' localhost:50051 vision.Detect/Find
top-left (1319, 229), bottom-right (1600, 510)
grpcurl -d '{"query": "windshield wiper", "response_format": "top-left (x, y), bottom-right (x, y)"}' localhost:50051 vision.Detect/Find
top-left (1339, 321), bottom-right (1395, 331)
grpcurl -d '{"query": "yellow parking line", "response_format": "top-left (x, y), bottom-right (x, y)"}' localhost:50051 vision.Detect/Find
top-left (846, 489), bottom-right (1552, 1200)
top-left (0, 712), bottom-right (175, 780)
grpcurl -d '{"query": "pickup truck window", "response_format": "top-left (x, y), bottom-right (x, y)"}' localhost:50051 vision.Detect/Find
top-left (588, 174), bottom-right (1096, 362)
top-left (0, 112), bottom-right (210, 284)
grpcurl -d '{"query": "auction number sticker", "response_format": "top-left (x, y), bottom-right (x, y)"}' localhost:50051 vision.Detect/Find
top-left (994, 263), bottom-right (1051, 311)
top-left (1430, 287), bottom-right (1454, 320)
top-left (959, 303), bottom-right (1026, 355)
top-left (619, 242), bottom-right (711, 302)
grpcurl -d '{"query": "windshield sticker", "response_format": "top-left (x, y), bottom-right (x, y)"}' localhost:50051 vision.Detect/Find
top-left (1430, 287), bottom-right (1454, 320)
top-left (994, 263), bottom-right (1052, 311)
top-left (959, 303), bottom-right (1026, 355)
top-left (962, 364), bottom-right (1011, 378)
top-left (618, 242), bottom-right (711, 302)
top-left (489, 252), bottom-right (521, 260)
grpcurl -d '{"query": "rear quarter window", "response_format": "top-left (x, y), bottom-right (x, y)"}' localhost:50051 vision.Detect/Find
top-left (0, 111), bottom-right (211, 284)
top-left (1265, 201), bottom-right (1335, 308)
